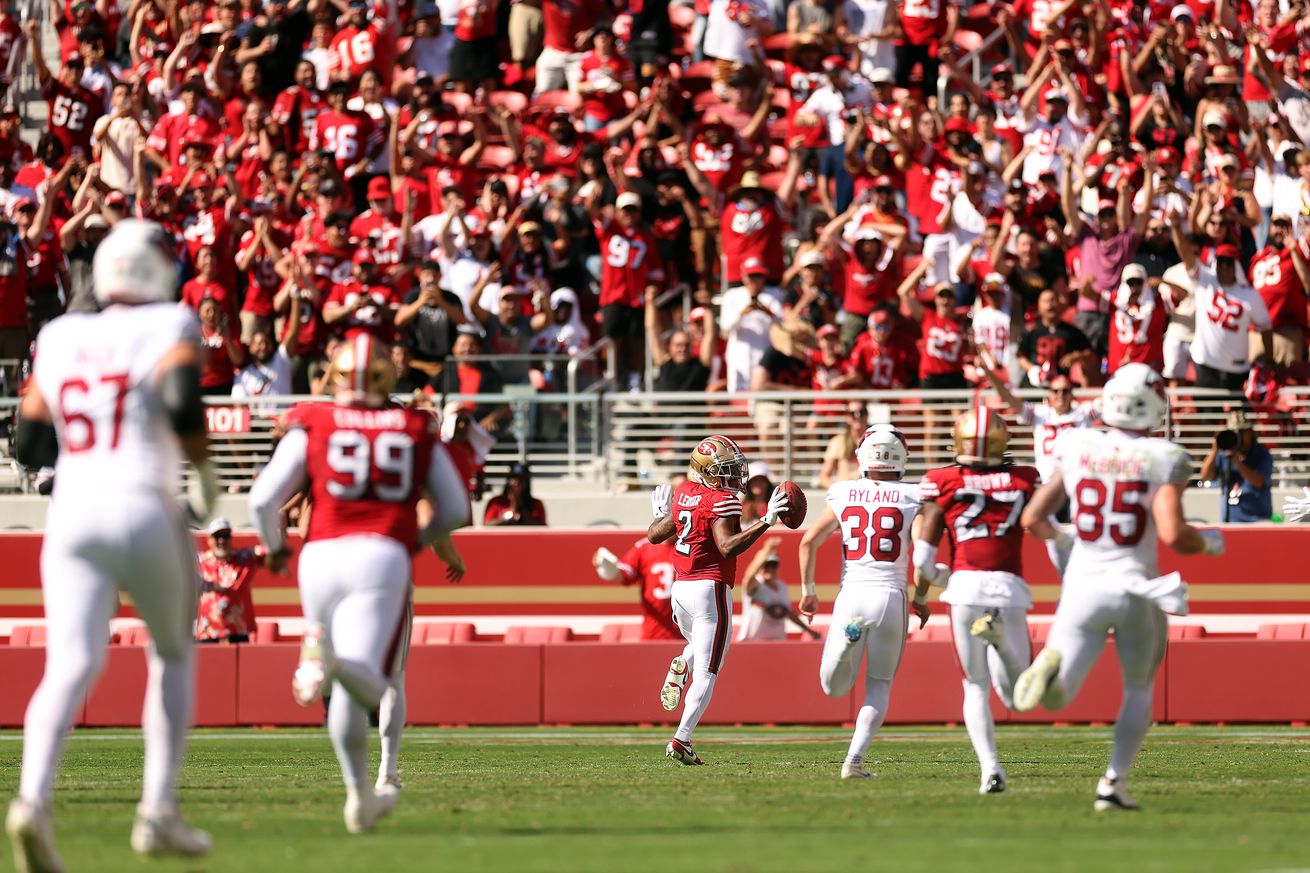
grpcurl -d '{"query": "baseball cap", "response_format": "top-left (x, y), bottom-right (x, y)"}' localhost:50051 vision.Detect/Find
top-left (1008, 177), bottom-right (1026, 193)
top-left (944, 116), bottom-right (972, 135)
top-left (1202, 109), bottom-right (1228, 129)
top-left (1215, 152), bottom-right (1239, 169)
top-left (966, 160), bottom-right (988, 177)
top-left (1044, 87), bottom-right (1068, 103)
top-left (868, 309), bottom-right (893, 328)
top-left (688, 306), bottom-right (707, 322)
top-left (990, 63), bottom-right (1013, 77)
top-left (1097, 198), bottom-right (1117, 213)
top-left (1122, 263), bottom-right (1148, 282)
top-left (869, 67), bottom-right (894, 84)
top-left (742, 256), bottom-right (768, 276)
top-left (352, 248), bottom-right (376, 265)
top-left (616, 191), bottom-right (642, 211)
top-left (981, 271), bottom-right (1007, 289)
top-left (207, 517), bottom-right (233, 535)
top-left (872, 174), bottom-right (894, 189)
top-left (1052, 38), bottom-right (1074, 51)
top-left (1170, 3), bottom-right (1194, 20)
top-left (10, 196), bottom-right (34, 213)
top-left (816, 323), bottom-right (839, 339)
top-left (1155, 146), bottom-right (1180, 165)
top-left (437, 120), bottom-right (461, 138)
top-left (188, 171), bottom-right (212, 189)
top-left (105, 190), bottom-right (128, 208)
top-left (366, 176), bottom-right (392, 200)
top-left (1214, 244), bottom-right (1240, 260)
top-left (822, 55), bottom-right (848, 72)
top-left (853, 226), bottom-right (883, 243)
top-left (798, 250), bottom-right (826, 269)
top-left (1226, 409), bottom-right (1254, 430)
top-left (518, 221), bottom-right (542, 236)
top-left (84, 214), bottom-right (109, 230)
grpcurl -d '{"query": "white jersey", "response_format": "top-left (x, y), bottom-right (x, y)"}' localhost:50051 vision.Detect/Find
top-left (1188, 264), bottom-right (1272, 374)
top-left (1054, 428), bottom-right (1191, 583)
top-left (1020, 400), bottom-right (1099, 482)
top-left (34, 303), bottom-right (199, 497)
top-left (826, 478), bottom-right (923, 590)
top-left (738, 576), bottom-right (792, 641)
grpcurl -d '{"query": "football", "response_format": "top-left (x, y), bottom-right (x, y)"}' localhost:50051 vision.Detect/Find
top-left (777, 480), bottom-right (807, 529)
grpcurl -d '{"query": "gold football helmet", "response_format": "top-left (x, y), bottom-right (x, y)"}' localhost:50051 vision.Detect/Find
top-left (688, 435), bottom-right (748, 491)
top-left (329, 333), bottom-right (396, 407)
top-left (953, 404), bottom-right (1009, 466)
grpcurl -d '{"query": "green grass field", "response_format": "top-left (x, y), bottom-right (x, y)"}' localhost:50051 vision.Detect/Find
top-left (3, 725), bottom-right (1309, 873)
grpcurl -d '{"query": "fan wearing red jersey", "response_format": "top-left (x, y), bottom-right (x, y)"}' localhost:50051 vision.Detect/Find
top-left (647, 436), bottom-right (789, 765)
top-left (249, 334), bottom-right (469, 834)
top-left (913, 406), bottom-right (1040, 796)
top-left (593, 538), bottom-right (681, 640)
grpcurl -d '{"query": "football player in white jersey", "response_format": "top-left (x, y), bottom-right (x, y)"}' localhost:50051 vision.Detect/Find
top-left (1013, 364), bottom-right (1225, 811)
top-left (798, 426), bottom-right (929, 780)
top-left (6, 220), bottom-right (219, 873)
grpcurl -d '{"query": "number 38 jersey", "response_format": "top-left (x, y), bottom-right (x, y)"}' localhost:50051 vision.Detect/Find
top-left (670, 480), bottom-right (742, 587)
top-left (1054, 427), bottom-right (1191, 582)
top-left (282, 401), bottom-right (441, 550)
top-left (34, 303), bottom-right (200, 497)
top-left (826, 478), bottom-right (923, 590)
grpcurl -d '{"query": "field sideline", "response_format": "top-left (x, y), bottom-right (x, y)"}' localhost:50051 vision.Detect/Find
top-left (3, 725), bottom-right (1309, 873)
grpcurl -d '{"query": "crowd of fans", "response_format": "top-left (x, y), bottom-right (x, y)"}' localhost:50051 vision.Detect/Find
top-left (3, 0), bottom-right (1309, 429)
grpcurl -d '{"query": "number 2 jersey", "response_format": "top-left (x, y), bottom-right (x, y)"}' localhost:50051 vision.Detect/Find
top-left (827, 478), bottom-right (923, 591)
top-left (34, 303), bottom-right (199, 498)
top-left (1055, 427), bottom-right (1191, 583)
top-left (670, 480), bottom-right (743, 587)
top-left (919, 464), bottom-right (1041, 608)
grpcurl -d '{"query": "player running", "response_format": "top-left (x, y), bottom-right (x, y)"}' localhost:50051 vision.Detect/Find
top-left (249, 335), bottom-right (469, 833)
top-left (914, 407), bottom-right (1041, 794)
top-left (798, 426), bottom-right (928, 780)
top-left (1013, 364), bottom-right (1225, 811)
top-left (7, 220), bottom-right (219, 872)
top-left (648, 436), bottom-right (789, 765)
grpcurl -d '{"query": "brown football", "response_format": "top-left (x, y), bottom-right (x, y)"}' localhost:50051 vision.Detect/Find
top-left (778, 481), bottom-right (807, 530)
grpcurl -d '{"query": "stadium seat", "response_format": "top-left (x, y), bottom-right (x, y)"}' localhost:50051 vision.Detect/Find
top-left (1168, 625), bottom-right (1207, 640)
top-left (417, 622), bottom-right (477, 644)
top-left (599, 623), bottom-right (643, 642)
top-left (118, 626), bottom-right (151, 646)
top-left (477, 144), bottom-right (516, 171)
top-left (1029, 623), bottom-right (1053, 644)
top-left (254, 620), bottom-right (281, 644)
top-left (9, 625), bottom-right (44, 646)
top-left (1256, 623), bottom-right (1308, 640)
top-left (488, 90), bottom-right (528, 115)
top-left (531, 90), bottom-right (581, 114)
top-left (503, 626), bottom-right (573, 644)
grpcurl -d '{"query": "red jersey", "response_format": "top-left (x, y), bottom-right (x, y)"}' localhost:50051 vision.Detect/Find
top-left (0, 248), bottom-right (28, 329)
top-left (351, 209), bottom-right (406, 268)
top-left (841, 244), bottom-right (897, 316)
top-left (721, 199), bottom-right (784, 283)
top-left (310, 109), bottom-right (381, 173)
top-left (182, 277), bottom-right (234, 320)
top-left (579, 50), bottom-right (632, 123)
top-left (905, 152), bottom-right (956, 235)
top-left (595, 217), bottom-right (665, 308)
top-left (146, 111), bottom-right (220, 168)
top-left (41, 78), bottom-right (101, 153)
top-left (331, 21), bottom-right (390, 81)
top-left (901, 0), bottom-right (953, 44)
top-left (784, 61), bottom-right (827, 112)
top-left (847, 332), bottom-right (910, 388)
top-left (1250, 241), bottom-right (1309, 329)
top-left (919, 309), bottom-right (966, 379)
top-left (237, 228), bottom-right (289, 318)
top-left (180, 205), bottom-right (235, 288)
top-left (617, 537), bottom-right (681, 640)
top-left (285, 402), bottom-right (440, 550)
top-left (919, 464), bottom-right (1040, 576)
top-left (542, 0), bottom-right (602, 51)
top-left (454, 0), bottom-right (498, 40)
top-left (195, 547), bottom-right (262, 640)
top-left (691, 137), bottom-right (746, 194)
top-left (271, 85), bottom-right (326, 154)
top-left (326, 280), bottom-right (403, 341)
top-left (670, 479), bottom-right (741, 587)
top-left (424, 155), bottom-right (477, 207)
top-left (1109, 286), bottom-right (1167, 374)
top-left (198, 322), bottom-right (236, 388)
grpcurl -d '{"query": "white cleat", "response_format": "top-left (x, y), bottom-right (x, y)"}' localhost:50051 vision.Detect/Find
top-left (980, 769), bottom-right (1007, 795)
top-left (129, 807), bottom-right (212, 858)
top-left (665, 738), bottom-right (704, 766)
top-left (374, 775), bottom-right (402, 803)
top-left (660, 657), bottom-right (689, 712)
top-left (1094, 777), bottom-right (1140, 812)
top-left (840, 763), bottom-right (876, 780)
top-left (6, 798), bottom-right (64, 873)
top-left (1013, 647), bottom-right (1062, 713)
top-left (344, 787), bottom-right (398, 834)
top-left (292, 623), bottom-right (331, 707)
top-left (970, 609), bottom-right (1003, 647)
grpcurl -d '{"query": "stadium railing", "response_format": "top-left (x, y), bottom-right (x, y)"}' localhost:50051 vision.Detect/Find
top-left (0, 386), bottom-right (1305, 493)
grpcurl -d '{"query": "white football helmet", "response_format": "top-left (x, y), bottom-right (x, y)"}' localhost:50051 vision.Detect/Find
top-left (857, 427), bottom-right (907, 475)
top-left (1102, 363), bottom-right (1168, 431)
top-left (93, 218), bottom-right (180, 307)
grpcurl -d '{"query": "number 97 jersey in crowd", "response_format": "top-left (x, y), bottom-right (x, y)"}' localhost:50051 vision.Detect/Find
top-left (1053, 427), bottom-right (1191, 583)
top-left (826, 478), bottom-right (924, 589)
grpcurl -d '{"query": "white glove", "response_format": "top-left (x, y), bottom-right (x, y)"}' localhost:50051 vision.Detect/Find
top-left (1045, 523), bottom-right (1075, 577)
top-left (918, 562), bottom-right (950, 587)
top-left (651, 484), bottom-right (671, 520)
top-left (185, 459), bottom-right (220, 526)
top-left (593, 547), bottom-right (621, 581)
top-left (761, 486), bottom-right (790, 527)
top-left (1199, 529), bottom-right (1225, 556)
top-left (1283, 487), bottom-right (1310, 523)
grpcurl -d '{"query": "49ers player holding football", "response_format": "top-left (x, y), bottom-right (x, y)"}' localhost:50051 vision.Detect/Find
top-left (647, 436), bottom-right (789, 765)
top-left (798, 426), bottom-right (927, 780)
top-left (913, 406), bottom-right (1041, 795)
top-left (249, 336), bottom-right (469, 833)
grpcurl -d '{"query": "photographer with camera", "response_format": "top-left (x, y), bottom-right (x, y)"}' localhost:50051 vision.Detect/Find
top-left (1200, 410), bottom-right (1273, 522)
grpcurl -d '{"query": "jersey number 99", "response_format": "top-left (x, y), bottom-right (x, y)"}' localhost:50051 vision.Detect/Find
top-left (326, 429), bottom-right (414, 502)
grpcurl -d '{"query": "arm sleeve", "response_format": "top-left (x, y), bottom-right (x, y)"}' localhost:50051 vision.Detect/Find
top-left (248, 427), bottom-right (310, 555)
top-left (418, 441), bottom-right (472, 546)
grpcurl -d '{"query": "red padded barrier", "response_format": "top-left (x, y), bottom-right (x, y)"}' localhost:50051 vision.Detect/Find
top-left (84, 647), bottom-right (146, 726)
top-left (0, 647), bottom-right (52, 727)
top-left (1167, 640), bottom-right (1310, 722)
top-left (235, 644), bottom-right (325, 726)
top-left (118, 626), bottom-right (151, 646)
top-left (884, 641), bottom-right (1005, 724)
top-left (707, 642), bottom-right (853, 724)
top-left (1168, 625), bottom-right (1207, 640)
top-left (1007, 642), bottom-right (1168, 724)
top-left (404, 645), bottom-right (542, 724)
top-left (541, 642), bottom-right (684, 724)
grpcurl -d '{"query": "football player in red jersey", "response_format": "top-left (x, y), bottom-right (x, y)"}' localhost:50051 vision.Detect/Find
top-left (593, 538), bottom-right (681, 640)
top-left (249, 335), bottom-right (469, 834)
top-left (912, 405), bottom-right (1041, 795)
top-left (646, 436), bottom-right (789, 765)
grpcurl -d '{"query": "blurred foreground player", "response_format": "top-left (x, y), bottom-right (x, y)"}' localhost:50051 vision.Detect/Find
top-left (7, 220), bottom-right (220, 872)
top-left (1014, 364), bottom-right (1225, 811)
top-left (647, 436), bottom-right (790, 765)
top-left (915, 406), bottom-right (1040, 794)
top-left (798, 426), bottom-right (928, 780)
top-left (249, 335), bottom-right (469, 833)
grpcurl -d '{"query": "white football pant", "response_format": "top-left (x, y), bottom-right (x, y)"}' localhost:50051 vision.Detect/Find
top-left (670, 579), bottom-right (732, 744)
top-left (950, 605), bottom-right (1031, 776)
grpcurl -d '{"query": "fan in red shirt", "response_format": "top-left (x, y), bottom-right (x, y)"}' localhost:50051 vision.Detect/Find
top-left (1249, 215), bottom-right (1310, 365)
top-left (1108, 264), bottom-right (1167, 374)
top-left (420, 118), bottom-right (486, 208)
top-left (144, 80), bottom-right (220, 170)
top-left (578, 27), bottom-right (634, 128)
top-left (311, 80), bottom-right (384, 179)
top-left (195, 519), bottom-right (265, 643)
top-left (30, 35), bottom-right (102, 155)
top-left (197, 294), bottom-right (245, 394)
top-left (331, 0), bottom-right (393, 85)
top-left (180, 246), bottom-right (235, 321)
top-left (351, 176), bottom-right (410, 285)
top-left (482, 462), bottom-right (548, 526)
top-left (718, 173), bottom-right (786, 286)
top-left (271, 60), bottom-right (326, 154)
top-left (901, 277), bottom-right (968, 389)
top-left (688, 113), bottom-right (748, 195)
top-left (324, 248), bottom-right (403, 342)
top-left (847, 309), bottom-right (913, 389)
top-left (589, 189), bottom-right (665, 388)
top-left (178, 171), bottom-right (237, 291)
top-left (897, 0), bottom-right (959, 92)
top-left (593, 537), bottom-right (681, 640)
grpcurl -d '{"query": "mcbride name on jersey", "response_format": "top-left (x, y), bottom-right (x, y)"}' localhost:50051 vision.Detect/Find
top-left (920, 464), bottom-right (1040, 577)
top-left (1054, 427), bottom-right (1191, 581)
top-left (670, 480), bottom-right (743, 586)
top-left (826, 478), bottom-right (923, 589)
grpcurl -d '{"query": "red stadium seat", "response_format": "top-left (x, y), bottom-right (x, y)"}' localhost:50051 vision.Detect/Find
top-left (442, 91), bottom-right (473, 115)
top-left (599, 623), bottom-right (643, 642)
top-left (488, 90), bottom-right (528, 115)
top-left (504, 626), bottom-right (573, 644)
top-left (1167, 625), bottom-right (1207, 640)
top-left (118, 626), bottom-right (151, 646)
top-left (9, 625), bottom-right (44, 646)
top-left (1029, 623), bottom-right (1053, 644)
top-left (531, 90), bottom-right (581, 114)
top-left (417, 622), bottom-right (477, 644)
top-left (255, 620), bottom-right (281, 644)
top-left (477, 144), bottom-right (517, 170)
top-left (762, 32), bottom-right (793, 57)
top-left (1256, 623), bottom-right (1308, 640)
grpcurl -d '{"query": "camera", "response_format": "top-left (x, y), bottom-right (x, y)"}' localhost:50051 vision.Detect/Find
top-left (1215, 429), bottom-right (1239, 451)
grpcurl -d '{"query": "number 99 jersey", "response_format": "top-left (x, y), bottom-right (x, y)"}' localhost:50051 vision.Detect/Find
top-left (826, 478), bottom-right (924, 590)
top-left (282, 401), bottom-right (439, 550)
top-left (1054, 427), bottom-right (1191, 582)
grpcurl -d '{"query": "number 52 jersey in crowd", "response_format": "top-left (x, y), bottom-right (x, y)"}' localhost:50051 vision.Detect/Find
top-left (826, 478), bottom-right (924, 590)
top-left (1054, 427), bottom-right (1191, 582)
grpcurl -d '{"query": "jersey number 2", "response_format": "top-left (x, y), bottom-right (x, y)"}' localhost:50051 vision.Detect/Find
top-left (673, 510), bottom-right (693, 556)
top-left (840, 506), bottom-right (904, 562)
top-left (326, 429), bottom-right (414, 502)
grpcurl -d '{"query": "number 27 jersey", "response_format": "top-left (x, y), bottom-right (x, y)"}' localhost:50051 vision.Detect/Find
top-left (919, 464), bottom-right (1040, 576)
top-left (827, 478), bottom-right (923, 590)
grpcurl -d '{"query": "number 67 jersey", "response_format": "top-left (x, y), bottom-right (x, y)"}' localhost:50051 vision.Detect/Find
top-left (827, 479), bottom-right (924, 589)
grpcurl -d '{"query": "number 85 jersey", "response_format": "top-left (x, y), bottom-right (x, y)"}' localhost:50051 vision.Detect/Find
top-left (827, 479), bottom-right (924, 590)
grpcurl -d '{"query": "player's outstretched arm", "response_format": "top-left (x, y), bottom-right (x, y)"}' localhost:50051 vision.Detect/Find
top-left (14, 383), bottom-right (58, 469)
top-left (648, 484), bottom-right (675, 544)
top-left (418, 443), bottom-right (472, 546)
top-left (1021, 472), bottom-right (1067, 540)
top-left (1154, 483), bottom-right (1223, 556)
top-left (249, 428), bottom-right (310, 562)
top-left (712, 486), bottom-right (789, 559)
top-left (797, 506), bottom-right (840, 622)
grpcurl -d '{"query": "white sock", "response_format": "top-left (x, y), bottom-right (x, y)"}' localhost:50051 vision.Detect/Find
top-left (845, 677), bottom-right (891, 765)
top-left (962, 679), bottom-right (998, 774)
top-left (1108, 684), bottom-right (1153, 781)
top-left (328, 682), bottom-right (370, 791)
top-left (673, 670), bottom-right (717, 743)
top-left (140, 649), bottom-right (195, 811)
top-left (18, 648), bottom-right (106, 804)
top-left (377, 682), bottom-right (405, 782)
